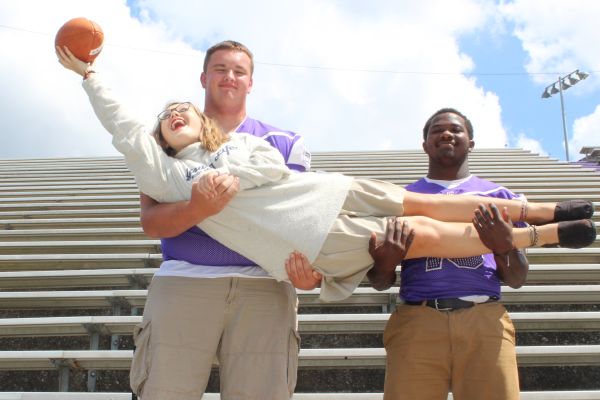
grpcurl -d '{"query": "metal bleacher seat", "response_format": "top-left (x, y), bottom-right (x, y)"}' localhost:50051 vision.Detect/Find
top-left (1, 345), bottom-right (600, 379)
top-left (0, 253), bottom-right (162, 271)
top-left (0, 149), bottom-right (599, 397)
top-left (2, 344), bottom-right (600, 369)
top-left (2, 393), bottom-right (600, 400)
top-left (0, 227), bottom-right (148, 241)
top-left (0, 285), bottom-right (599, 311)
top-left (0, 217), bottom-right (142, 230)
top-left (1, 311), bottom-right (600, 338)
top-left (1, 263), bottom-right (599, 290)
top-left (0, 261), bottom-right (598, 291)
top-left (0, 268), bottom-right (156, 290)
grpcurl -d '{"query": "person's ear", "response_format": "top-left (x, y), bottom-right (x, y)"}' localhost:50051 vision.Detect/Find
top-left (247, 76), bottom-right (253, 94)
top-left (422, 140), bottom-right (427, 152)
top-left (200, 72), bottom-right (207, 89)
top-left (468, 140), bottom-right (475, 152)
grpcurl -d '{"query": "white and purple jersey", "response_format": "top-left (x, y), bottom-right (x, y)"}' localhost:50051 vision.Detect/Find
top-left (400, 175), bottom-right (525, 301)
top-left (160, 117), bottom-right (310, 266)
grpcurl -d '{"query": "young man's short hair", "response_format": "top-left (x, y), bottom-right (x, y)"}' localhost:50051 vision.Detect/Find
top-left (203, 40), bottom-right (254, 74)
top-left (422, 108), bottom-right (474, 140)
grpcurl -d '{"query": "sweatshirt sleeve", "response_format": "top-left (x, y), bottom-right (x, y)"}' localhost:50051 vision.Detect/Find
top-left (220, 134), bottom-right (292, 190)
top-left (81, 74), bottom-right (183, 202)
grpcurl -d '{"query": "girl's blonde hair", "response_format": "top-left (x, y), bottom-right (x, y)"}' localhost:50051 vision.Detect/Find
top-left (152, 102), bottom-right (229, 156)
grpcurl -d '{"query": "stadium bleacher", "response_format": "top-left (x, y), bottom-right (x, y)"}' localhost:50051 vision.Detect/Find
top-left (0, 148), bottom-right (598, 398)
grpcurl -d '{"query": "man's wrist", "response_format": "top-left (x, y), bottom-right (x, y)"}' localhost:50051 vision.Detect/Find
top-left (368, 263), bottom-right (397, 289)
top-left (493, 246), bottom-right (516, 258)
top-left (185, 198), bottom-right (219, 224)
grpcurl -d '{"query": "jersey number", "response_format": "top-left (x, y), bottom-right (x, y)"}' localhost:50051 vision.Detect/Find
top-left (425, 256), bottom-right (484, 272)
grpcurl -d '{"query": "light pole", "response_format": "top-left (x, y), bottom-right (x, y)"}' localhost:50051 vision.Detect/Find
top-left (541, 69), bottom-right (589, 162)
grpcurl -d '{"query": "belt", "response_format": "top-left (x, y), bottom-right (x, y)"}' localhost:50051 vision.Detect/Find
top-left (402, 297), bottom-right (497, 312)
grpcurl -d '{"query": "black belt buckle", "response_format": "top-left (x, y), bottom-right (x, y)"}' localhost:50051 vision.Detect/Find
top-left (433, 298), bottom-right (454, 311)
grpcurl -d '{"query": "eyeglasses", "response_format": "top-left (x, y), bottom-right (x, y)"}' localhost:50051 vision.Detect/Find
top-left (157, 102), bottom-right (192, 120)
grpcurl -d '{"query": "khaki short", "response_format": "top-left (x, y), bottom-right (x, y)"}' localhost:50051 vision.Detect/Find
top-left (341, 178), bottom-right (405, 218)
top-left (383, 302), bottom-right (519, 400)
top-left (131, 276), bottom-right (299, 400)
top-left (315, 178), bottom-right (406, 301)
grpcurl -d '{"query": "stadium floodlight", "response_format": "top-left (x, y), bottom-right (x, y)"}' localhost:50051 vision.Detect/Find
top-left (540, 69), bottom-right (590, 161)
top-left (542, 87), bottom-right (552, 98)
top-left (577, 70), bottom-right (590, 80)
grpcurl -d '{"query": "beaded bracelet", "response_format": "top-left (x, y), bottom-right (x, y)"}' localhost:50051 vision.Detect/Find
top-left (83, 68), bottom-right (96, 80)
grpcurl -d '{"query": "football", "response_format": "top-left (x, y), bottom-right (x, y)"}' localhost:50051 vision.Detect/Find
top-left (55, 17), bottom-right (104, 63)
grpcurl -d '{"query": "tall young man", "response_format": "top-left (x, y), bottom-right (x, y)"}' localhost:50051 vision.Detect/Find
top-left (132, 41), bottom-right (311, 400)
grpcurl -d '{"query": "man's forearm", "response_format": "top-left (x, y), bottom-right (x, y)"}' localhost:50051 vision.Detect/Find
top-left (139, 194), bottom-right (210, 238)
top-left (139, 175), bottom-right (239, 238)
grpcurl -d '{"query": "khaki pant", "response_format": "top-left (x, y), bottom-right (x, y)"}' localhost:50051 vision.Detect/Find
top-left (130, 276), bottom-right (299, 400)
top-left (383, 302), bottom-right (519, 400)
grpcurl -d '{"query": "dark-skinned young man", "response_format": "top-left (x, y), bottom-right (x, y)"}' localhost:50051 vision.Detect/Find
top-left (368, 108), bottom-right (529, 400)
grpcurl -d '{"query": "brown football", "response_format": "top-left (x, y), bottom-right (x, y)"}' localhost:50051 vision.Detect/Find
top-left (55, 17), bottom-right (104, 63)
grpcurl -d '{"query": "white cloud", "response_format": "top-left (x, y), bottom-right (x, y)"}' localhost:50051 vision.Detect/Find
top-left (499, 0), bottom-right (600, 86)
top-left (571, 104), bottom-right (600, 160)
top-left (515, 133), bottom-right (549, 157)
top-left (131, 0), bottom-right (509, 151)
top-left (1, 0), bottom-right (509, 159)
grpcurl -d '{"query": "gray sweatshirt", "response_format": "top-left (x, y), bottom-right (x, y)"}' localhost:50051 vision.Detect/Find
top-left (83, 74), bottom-right (353, 283)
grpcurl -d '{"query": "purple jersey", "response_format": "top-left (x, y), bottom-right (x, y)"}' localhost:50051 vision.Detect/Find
top-left (159, 117), bottom-right (310, 266)
top-left (400, 175), bottom-right (524, 301)
top-left (237, 118), bottom-right (311, 172)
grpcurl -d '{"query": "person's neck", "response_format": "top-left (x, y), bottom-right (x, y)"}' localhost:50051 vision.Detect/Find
top-left (204, 104), bottom-right (247, 133)
top-left (426, 162), bottom-right (470, 181)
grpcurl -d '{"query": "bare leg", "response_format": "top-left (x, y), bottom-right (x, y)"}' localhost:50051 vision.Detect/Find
top-left (402, 216), bottom-right (558, 259)
top-left (402, 191), bottom-right (557, 224)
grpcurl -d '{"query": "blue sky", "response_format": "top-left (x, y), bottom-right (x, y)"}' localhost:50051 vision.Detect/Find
top-left (1, 0), bottom-right (599, 161)
top-left (462, 24), bottom-right (600, 160)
